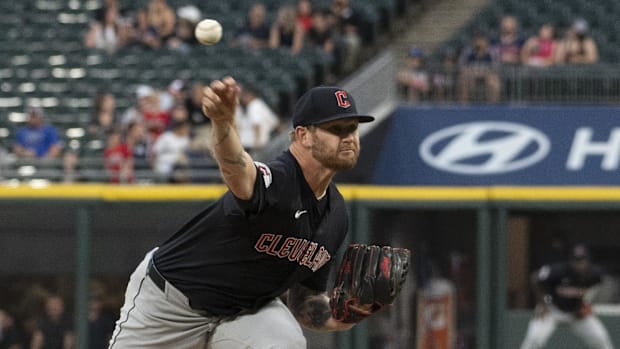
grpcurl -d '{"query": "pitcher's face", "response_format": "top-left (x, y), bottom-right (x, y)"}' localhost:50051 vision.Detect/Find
top-left (309, 119), bottom-right (360, 170)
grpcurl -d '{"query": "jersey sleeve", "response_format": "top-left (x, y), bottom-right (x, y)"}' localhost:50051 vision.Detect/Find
top-left (233, 161), bottom-right (281, 215)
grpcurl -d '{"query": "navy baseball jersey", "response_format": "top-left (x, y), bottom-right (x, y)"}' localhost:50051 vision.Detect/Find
top-left (536, 262), bottom-right (603, 313)
top-left (153, 151), bottom-right (349, 316)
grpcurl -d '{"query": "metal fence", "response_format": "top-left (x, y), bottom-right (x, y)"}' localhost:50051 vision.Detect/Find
top-left (401, 63), bottom-right (620, 104)
top-left (502, 64), bottom-right (620, 104)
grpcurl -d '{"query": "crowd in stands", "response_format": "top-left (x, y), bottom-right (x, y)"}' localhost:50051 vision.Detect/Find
top-left (398, 15), bottom-right (601, 103)
top-left (10, 79), bottom-right (285, 184)
top-left (0, 281), bottom-right (119, 349)
top-left (0, 0), bottom-right (377, 184)
top-left (83, 0), bottom-right (364, 76)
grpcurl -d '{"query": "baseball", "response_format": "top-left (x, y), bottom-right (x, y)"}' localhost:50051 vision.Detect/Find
top-left (194, 19), bottom-right (222, 45)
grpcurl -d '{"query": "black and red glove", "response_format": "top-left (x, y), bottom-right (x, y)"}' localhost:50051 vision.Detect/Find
top-left (330, 244), bottom-right (411, 323)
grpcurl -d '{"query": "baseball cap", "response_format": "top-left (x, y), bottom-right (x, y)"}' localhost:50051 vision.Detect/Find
top-left (136, 85), bottom-right (154, 98)
top-left (168, 79), bottom-right (186, 92)
top-left (177, 5), bottom-right (201, 23)
top-left (571, 244), bottom-right (590, 260)
top-left (572, 18), bottom-right (589, 34)
top-left (292, 86), bottom-right (374, 127)
top-left (408, 47), bottom-right (425, 58)
top-left (27, 106), bottom-right (44, 117)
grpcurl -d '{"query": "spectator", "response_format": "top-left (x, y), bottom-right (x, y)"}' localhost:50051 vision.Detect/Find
top-left (331, 0), bottom-right (363, 74)
top-left (236, 84), bottom-right (279, 155)
top-left (88, 92), bottom-right (117, 140)
top-left (431, 48), bottom-right (458, 101)
top-left (556, 18), bottom-right (599, 64)
top-left (30, 295), bottom-right (73, 349)
top-left (122, 85), bottom-right (170, 143)
top-left (269, 6), bottom-right (305, 55)
top-left (136, 0), bottom-right (176, 49)
top-left (232, 3), bottom-right (270, 50)
top-left (158, 79), bottom-right (187, 112)
top-left (458, 31), bottom-right (501, 103)
top-left (396, 47), bottom-right (430, 102)
top-left (185, 81), bottom-right (212, 153)
top-left (93, 0), bottom-right (129, 24)
top-left (167, 5), bottom-right (201, 53)
top-left (87, 298), bottom-right (115, 349)
top-left (13, 285), bottom-right (48, 349)
top-left (185, 81), bottom-right (206, 126)
top-left (305, 8), bottom-right (337, 82)
top-left (125, 121), bottom-right (151, 171)
top-left (296, 0), bottom-right (314, 32)
top-left (306, 9), bottom-right (336, 61)
top-left (84, 2), bottom-right (130, 53)
top-left (0, 309), bottom-right (22, 349)
top-left (168, 103), bottom-right (190, 126)
top-left (104, 128), bottom-right (134, 184)
top-left (521, 23), bottom-right (559, 67)
top-left (151, 119), bottom-right (191, 182)
top-left (491, 15), bottom-right (525, 65)
top-left (13, 108), bottom-right (61, 159)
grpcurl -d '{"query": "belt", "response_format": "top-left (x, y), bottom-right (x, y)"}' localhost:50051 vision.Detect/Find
top-left (147, 258), bottom-right (166, 293)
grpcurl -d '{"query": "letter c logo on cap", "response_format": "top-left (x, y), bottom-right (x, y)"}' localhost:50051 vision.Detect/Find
top-left (335, 91), bottom-right (351, 108)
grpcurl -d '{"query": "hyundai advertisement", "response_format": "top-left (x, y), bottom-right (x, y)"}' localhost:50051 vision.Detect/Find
top-left (373, 106), bottom-right (620, 185)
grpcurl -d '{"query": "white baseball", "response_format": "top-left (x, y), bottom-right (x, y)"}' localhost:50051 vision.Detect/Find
top-left (194, 19), bottom-right (222, 45)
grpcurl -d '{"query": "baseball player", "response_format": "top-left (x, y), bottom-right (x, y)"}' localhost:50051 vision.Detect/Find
top-left (520, 244), bottom-right (615, 349)
top-left (108, 76), bottom-right (409, 349)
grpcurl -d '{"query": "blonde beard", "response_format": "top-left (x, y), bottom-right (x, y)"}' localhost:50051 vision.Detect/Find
top-left (311, 135), bottom-right (359, 170)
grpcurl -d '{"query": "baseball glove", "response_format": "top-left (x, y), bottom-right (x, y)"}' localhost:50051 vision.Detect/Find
top-left (330, 244), bottom-right (411, 323)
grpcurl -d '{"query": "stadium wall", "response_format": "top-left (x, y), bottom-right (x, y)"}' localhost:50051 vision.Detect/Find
top-left (1, 185), bottom-right (620, 349)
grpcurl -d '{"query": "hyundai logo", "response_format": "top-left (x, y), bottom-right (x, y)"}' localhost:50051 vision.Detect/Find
top-left (419, 122), bottom-right (550, 175)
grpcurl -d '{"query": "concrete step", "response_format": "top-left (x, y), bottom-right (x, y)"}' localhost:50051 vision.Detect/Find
top-left (392, 0), bottom-right (491, 62)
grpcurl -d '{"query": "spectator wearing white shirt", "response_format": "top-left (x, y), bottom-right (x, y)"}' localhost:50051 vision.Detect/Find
top-left (236, 84), bottom-right (280, 156)
top-left (152, 119), bottom-right (190, 181)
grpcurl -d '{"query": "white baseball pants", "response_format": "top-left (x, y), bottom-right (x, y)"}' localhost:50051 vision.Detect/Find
top-left (108, 248), bottom-right (307, 349)
top-left (520, 306), bottom-right (614, 349)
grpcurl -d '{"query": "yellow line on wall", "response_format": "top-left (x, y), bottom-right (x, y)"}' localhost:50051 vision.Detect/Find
top-left (489, 187), bottom-right (620, 201)
top-left (101, 185), bottom-right (228, 201)
top-left (338, 185), bottom-right (488, 201)
top-left (1, 184), bottom-right (620, 202)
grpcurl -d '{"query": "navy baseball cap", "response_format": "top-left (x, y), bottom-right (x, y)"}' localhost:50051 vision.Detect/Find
top-left (292, 86), bottom-right (374, 127)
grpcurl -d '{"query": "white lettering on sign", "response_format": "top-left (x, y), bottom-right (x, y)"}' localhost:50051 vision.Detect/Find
top-left (566, 128), bottom-right (620, 170)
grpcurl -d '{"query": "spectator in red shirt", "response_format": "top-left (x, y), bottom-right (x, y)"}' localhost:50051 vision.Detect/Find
top-left (522, 23), bottom-right (559, 67)
top-left (104, 128), bottom-right (134, 183)
top-left (296, 0), bottom-right (313, 32)
top-left (122, 85), bottom-right (170, 143)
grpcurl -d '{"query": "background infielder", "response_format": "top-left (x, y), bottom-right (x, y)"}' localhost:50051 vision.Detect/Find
top-left (520, 244), bottom-right (614, 349)
top-left (108, 76), bottom-right (409, 349)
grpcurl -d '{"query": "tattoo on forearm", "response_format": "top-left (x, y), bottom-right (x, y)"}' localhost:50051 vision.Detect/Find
top-left (289, 284), bottom-right (331, 329)
top-left (221, 150), bottom-right (246, 168)
top-left (214, 124), bottom-right (232, 146)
